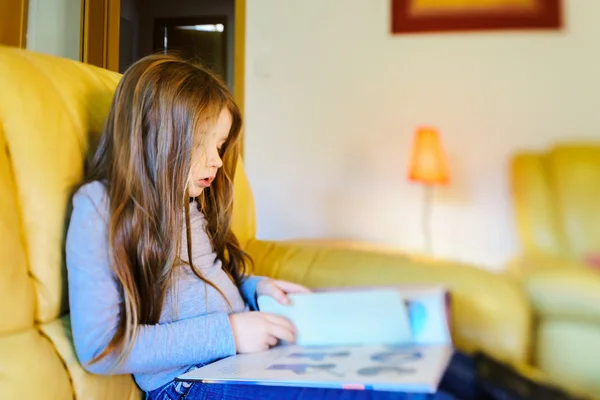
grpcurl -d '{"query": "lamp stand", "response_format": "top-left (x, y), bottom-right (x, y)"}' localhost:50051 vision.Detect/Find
top-left (422, 184), bottom-right (434, 254)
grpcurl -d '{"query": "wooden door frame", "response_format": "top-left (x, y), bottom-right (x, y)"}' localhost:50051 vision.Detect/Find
top-left (0, 0), bottom-right (29, 48)
top-left (79, 0), bottom-right (245, 146)
top-left (81, 0), bottom-right (120, 72)
top-left (234, 0), bottom-right (246, 155)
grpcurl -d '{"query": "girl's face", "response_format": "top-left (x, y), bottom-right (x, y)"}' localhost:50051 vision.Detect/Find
top-left (188, 108), bottom-right (231, 197)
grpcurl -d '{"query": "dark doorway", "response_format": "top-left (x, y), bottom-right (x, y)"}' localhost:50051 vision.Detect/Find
top-left (153, 16), bottom-right (229, 85)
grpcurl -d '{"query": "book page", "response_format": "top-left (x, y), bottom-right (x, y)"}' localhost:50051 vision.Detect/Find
top-left (179, 344), bottom-right (453, 393)
top-left (257, 289), bottom-right (414, 347)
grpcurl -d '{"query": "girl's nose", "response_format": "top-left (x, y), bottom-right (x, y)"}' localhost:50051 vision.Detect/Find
top-left (210, 151), bottom-right (223, 169)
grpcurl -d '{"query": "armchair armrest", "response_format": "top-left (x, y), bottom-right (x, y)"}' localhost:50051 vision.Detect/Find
top-left (244, 239), bottom-right (532, 367)
top-left (513, 257), bottom-right (600, 322)
top-left (507, 253), bottom-right (591, 275)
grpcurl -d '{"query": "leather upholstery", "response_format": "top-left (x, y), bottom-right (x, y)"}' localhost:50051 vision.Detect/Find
top-left (245, 239), bottom-right (531, 366)
top-left (0, 45), bottom-right (141, 400)
top-left (512, 144), bottom-right (600, 259)
top-left (510, 143), bottom-right (600, 395)
top-left (0, 45), bottom-right (571, 398)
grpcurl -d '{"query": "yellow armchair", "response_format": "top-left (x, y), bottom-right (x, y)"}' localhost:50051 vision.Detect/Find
top-left (0, 45), bottom-right (534, 399)
top-left (509, 144), bottom-right (600, 394)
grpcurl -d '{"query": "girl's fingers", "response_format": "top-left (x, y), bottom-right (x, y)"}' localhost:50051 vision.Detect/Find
top-left (263, 313), bottom-right (296, 333)
top-left (265, 283), bottom-right (290, 305)
top-left (273, 280), bottom-right (311, 294)
top-left (267, 335), bottom-right (278, 347)
top-left (266, 322), bottom-right (296, 344)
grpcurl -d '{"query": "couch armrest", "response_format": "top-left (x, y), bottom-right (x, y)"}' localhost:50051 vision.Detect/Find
top-left (513, 258), bottom-right (600, 322)
top-left (507, 253), bottom-right (590, 276)
top-left (245, 239), bottom-right (532, 367)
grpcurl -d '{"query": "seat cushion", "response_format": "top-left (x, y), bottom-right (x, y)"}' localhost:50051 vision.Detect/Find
top-left (537, 319), bottom-right (600, 396)
top-left (40, 315), bottom-right (142, 400)
top-left (0, 328), bottom-right (72, 399)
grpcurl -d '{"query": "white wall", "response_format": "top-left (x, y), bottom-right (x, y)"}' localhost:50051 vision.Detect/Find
top-left (244, 0), bottom-right (600, 271)
top-left (26, 0), bottom-right (81, 61)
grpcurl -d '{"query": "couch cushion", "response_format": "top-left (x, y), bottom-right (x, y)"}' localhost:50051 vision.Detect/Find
top-left (537, 319), bottom-right (600, 395)
top-left (0, 46), bottom-right (120, 324)
top-left (548, 145), bottom-right (600, 259)
top-left (510, 153), bottom-right (568, 258)
top-left (0, 328), bottom-right (72, 399)
top-left (40, 316), bottom-right (142, 400)
top-left (0, 125), bottom-right (34, 335)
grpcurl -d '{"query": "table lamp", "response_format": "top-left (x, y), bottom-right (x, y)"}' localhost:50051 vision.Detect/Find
top-left (407, 127), bottom-right (450, 253)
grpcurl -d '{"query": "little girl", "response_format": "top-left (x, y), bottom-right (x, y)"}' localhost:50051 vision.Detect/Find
top-left (66, 54), bottom-right (453, 400)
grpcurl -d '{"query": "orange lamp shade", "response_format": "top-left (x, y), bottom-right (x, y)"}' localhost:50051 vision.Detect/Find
top-left (408, 127), bottom-right (450, 185)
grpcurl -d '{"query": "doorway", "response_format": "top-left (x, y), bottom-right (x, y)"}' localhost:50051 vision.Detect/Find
top-left (153, 16), bottom-right (230, 87)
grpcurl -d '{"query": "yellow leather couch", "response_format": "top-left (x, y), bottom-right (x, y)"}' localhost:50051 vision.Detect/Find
top-left (509, 143), bottom-right (600, 395)
top-left (0, 45), bottom-right (543, 399)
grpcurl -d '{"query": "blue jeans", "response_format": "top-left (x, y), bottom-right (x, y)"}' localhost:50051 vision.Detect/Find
top-left (145, 380), bottom-right (457, 400)
top-left (145, 368), bottom-right (458, 400)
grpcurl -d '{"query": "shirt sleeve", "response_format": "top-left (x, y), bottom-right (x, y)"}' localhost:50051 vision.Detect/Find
top-left (239, 275), bottom-right (263, 311)
top-left (65, 182), bottom-right (237, 375)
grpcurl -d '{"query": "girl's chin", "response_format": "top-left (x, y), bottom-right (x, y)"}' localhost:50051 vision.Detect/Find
top-left (188, 186), bottom-right (204, 197)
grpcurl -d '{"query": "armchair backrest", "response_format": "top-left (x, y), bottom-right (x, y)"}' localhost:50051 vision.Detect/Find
top-left (0, 45), bottom-right (256, 329)
top-left (510, 143), bottom-right (600, 260)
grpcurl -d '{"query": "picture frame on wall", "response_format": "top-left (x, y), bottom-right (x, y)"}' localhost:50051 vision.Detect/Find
top-left (391, 0), bottom-right (562, 34)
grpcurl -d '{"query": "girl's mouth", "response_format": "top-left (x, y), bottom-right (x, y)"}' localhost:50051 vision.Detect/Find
top-left (198, 177), bottom-right (214, 188)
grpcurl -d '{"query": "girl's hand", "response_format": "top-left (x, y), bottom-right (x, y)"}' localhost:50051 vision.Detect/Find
top-left (256, 278), bottom-right (311, 305)
top-left (229, 312), bottom-right (296, 353)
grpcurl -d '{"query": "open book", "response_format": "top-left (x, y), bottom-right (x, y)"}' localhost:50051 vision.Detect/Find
top-left (178, 285), bottom-right (453, 393)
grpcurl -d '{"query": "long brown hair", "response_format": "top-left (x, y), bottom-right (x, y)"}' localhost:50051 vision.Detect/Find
top-left (84, 54), bottom-right (250, 367)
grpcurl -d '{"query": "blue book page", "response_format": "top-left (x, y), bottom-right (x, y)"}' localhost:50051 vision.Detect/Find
top-left (308, 285), bottom-right (452, 345)
top-left (257, 289), bottom-right (413, 347)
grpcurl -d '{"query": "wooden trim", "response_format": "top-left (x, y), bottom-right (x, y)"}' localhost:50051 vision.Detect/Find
top-left (82, 0), bottom-right (105, 66)
top-left (79, 0), bottom-right (85, 61)
top-left (102, 0), bottom-right (108, 64)
top-left (106, 0), bottom-right (120, 71)
top-left (234, 0), bottom-right (246, 155)
top-left (81, 0), bottom-right (88, 62)
top-left (81, 0), bottom-right (119, 71)
top-left (20, 0), bottom-right (28, 47)
top-left (0, 0), bottom-right (29, 48)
